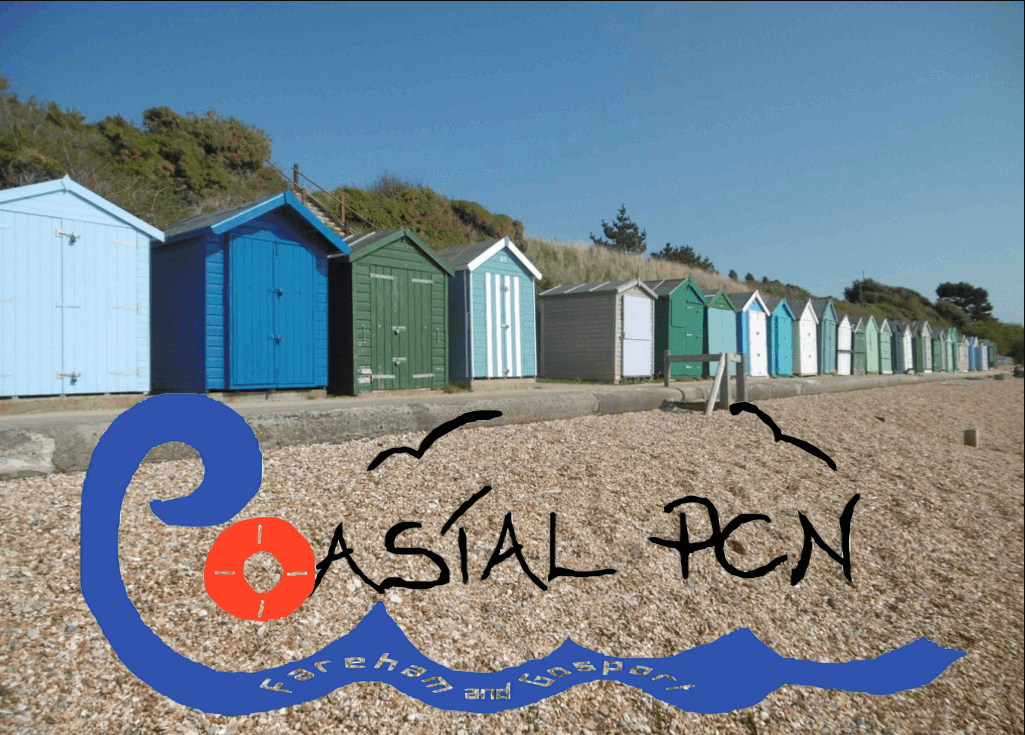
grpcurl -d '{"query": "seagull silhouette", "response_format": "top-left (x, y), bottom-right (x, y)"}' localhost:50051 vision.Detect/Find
top-left (729, 402), bottom-right (837, 471)
top-left (367, 410), bottom-right (502, 471)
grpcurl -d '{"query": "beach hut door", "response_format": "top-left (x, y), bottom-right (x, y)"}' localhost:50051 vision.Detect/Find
top-left (749, 311), bottom-right (768, 376)
top-left (622, 294), bottom-right (652, 378)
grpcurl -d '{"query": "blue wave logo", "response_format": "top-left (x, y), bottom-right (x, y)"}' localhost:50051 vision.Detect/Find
top-left (80, 394), bottom-right (966, 716)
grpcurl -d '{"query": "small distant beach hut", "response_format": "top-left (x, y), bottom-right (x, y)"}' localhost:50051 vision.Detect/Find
top-left (811, 298), bottom-right (838, 375)
top-left (930, 325), bottom-right (944, 372)
top-left (984, 340), bottom-right (994, 370)
top-left (436, 237), bottom-right (541, 387)
top-left (789, 299), bottom-right (820, 376)
top-left (645, 278), bottom-right (708, 379)
top-left (836, 312), bottom-right (852, 376)
top-left (890, 320), bottom-right (913, 374)
top-left (968, 336), bottom-right (979, 370)
top-left (958, 334), bottom-right (970, 372)
top-left (765, 298), bottom-right (795, 377)
top-left (700, 289), bottom-right (739, 376)
top-left (912, 321), bottom-right (933, 373)
top-left (851, 317), bottom-right (867, 375)
top-left (329, 228), bottom-right (454, 395)
top-left (152, 191), bottom-right (347, 393)
top-left (878, 319), bottom-right (893, 374)
top-left (727, 290), bottom-right (770, 377)
top-left (0, 176), bottom-right (163, 398)
top-left (864, 316), bottom-right (880, 374)
top-left (948, 327), bottom-right (960, 371)
top-left (538, 279), bottom-right (656, 382)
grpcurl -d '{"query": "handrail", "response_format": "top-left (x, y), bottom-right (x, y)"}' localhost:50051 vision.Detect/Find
top-left (664, 351), bottom-right (747, 415)
top-left (264, 161), bottom-right (376, 230)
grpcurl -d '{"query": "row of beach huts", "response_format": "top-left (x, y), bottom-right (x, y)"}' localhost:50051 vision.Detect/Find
top-left (0, 177), bottom-right (1000, 399)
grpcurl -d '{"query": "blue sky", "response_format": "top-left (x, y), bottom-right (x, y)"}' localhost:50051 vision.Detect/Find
top-left (3, 1), bottom-right (1023, 321)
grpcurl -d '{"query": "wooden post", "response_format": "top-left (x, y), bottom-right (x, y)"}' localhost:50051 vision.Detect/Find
top-left (340, 192), bottom-right (346, 228)
top-left (293, 164), bottom-right (300, 188)
top-left (737, 353), bottom-right (747, 402)
top-left (706, 355), bottom-right (726, 417)
top-left (718, 353), bottom-right (730, 410)
top-left (664, 350), bottom-right (671, 387)
top-left (964, 428), bottom-right (980, 447)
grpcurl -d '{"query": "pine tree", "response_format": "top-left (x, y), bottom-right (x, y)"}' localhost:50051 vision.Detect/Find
top-left (590, 205), bottom-right (647, 255)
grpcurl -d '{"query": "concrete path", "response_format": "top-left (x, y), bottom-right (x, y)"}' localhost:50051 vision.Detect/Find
top-left (0, 371), bottom-right (1001, 479)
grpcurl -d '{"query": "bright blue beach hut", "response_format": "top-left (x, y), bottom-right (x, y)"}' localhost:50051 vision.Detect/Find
top-left (150, 191), bottom-right (349, 393)
top-left (437, 237), bottom-right (542, 385)
top-left (727, 290), bottom-right (770, 377)
top-left (0, 176), bottom-right (163, 398)
top-left (765, 298), bottom-right (795, 377)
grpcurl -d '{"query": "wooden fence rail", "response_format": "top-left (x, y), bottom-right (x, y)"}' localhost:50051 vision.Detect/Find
top-left (663, 351), bottom-right (747, 416)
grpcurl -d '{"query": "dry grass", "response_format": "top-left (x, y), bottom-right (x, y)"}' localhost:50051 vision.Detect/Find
top-left (520, 237), bottom-right (750, 294)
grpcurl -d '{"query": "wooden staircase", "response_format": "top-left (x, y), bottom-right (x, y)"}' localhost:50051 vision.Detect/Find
top-left (293, 187), bottom-right (352, 240)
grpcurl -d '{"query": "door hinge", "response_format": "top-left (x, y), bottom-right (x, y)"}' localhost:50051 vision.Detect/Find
top-left (393, 357), bottom-right (407, 364)
top-left (270, 335), bottom-right (282, 343)
top-left (413, 373), bottom-right (434, 379)
top-left (56, 370), bottom-right (81, 379)
top-left (392, 325), bottom-right (406, 333)
top-left (56, 229), bottom-right (80, 239)
top-left (113, 304), bottom-right (140, 311)
top-left (110, 369), bottom-right (141, 376)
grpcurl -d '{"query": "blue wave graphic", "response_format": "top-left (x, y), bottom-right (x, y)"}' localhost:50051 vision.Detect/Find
top-left (80, 394), bottom-right (966, 716)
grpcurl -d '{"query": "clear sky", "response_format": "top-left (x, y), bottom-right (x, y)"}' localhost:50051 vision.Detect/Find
top-left (3, 1), bottom-right (1023, 321)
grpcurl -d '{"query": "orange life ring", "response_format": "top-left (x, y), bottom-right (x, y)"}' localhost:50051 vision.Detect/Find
top-left (203, 517), bottom-right (315, 621)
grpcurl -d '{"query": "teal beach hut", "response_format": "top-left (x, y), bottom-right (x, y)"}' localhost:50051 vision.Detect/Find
top-left (765, 298), bottom-right (795, 376)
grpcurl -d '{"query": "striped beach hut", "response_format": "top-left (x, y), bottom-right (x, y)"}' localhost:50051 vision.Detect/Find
top-left (437, 237), bottom-right (541, 387)
top-left (1, 176), bottom-right (163, 398)
top-left (727, 290), bottom-right (770, 377)
top-left (765, 298), bottom-right (795, 377)
top-left (811, 298), bottom-right (838, 375)
top-left (153, 191), bottom-right (348, 393)
top-left (645, 278), bottom-right (708, 379)
top-left (538, 279), bottom-right (656, 382)
top-left (701, 289), bottom-right (739, 376)
top-left (864, 316), bottom-right (880, 374)
top-left (878, 319), bottom-right (893, 374)
top-left (850, 317), bottom-right (867, 375)
top-left (912, 321), bottom-right (933, 373)
top-left (790, 299), bottom-right (819, 376)
top-left (958, 334), bottom-right (970, 372)
top-left (329, 229), bottom-right (453, 395)
top-left (837, 312), bottom-right (853, 376)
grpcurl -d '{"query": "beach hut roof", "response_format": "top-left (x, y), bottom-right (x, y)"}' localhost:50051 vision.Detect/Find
top-left (726, 290), bottom-right (769, 313)
top-left (0, 175), bottom-right (163, 241)
top-left (810, 297), bottom-right (837, 321)
top-left (162, 190), bottom-right (348, 252)
top-left (541, 278), bottom-right (657, 299)
top-left (642, 278), bottom-right (707, 300)
top-left (764, 297), bottom-right (796, 320)
top-left (436, 236), bottom-right (542, 280)
top-left (338, 228), bottom-right (453, 275)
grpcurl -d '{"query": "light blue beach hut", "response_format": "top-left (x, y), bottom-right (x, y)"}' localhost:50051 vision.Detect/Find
top-left (0, 176), bottom-right (163, 397)
top-left (727, 290), bottom-right (770, 377)
top-left (437, 237), bottom-right (542, 385)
